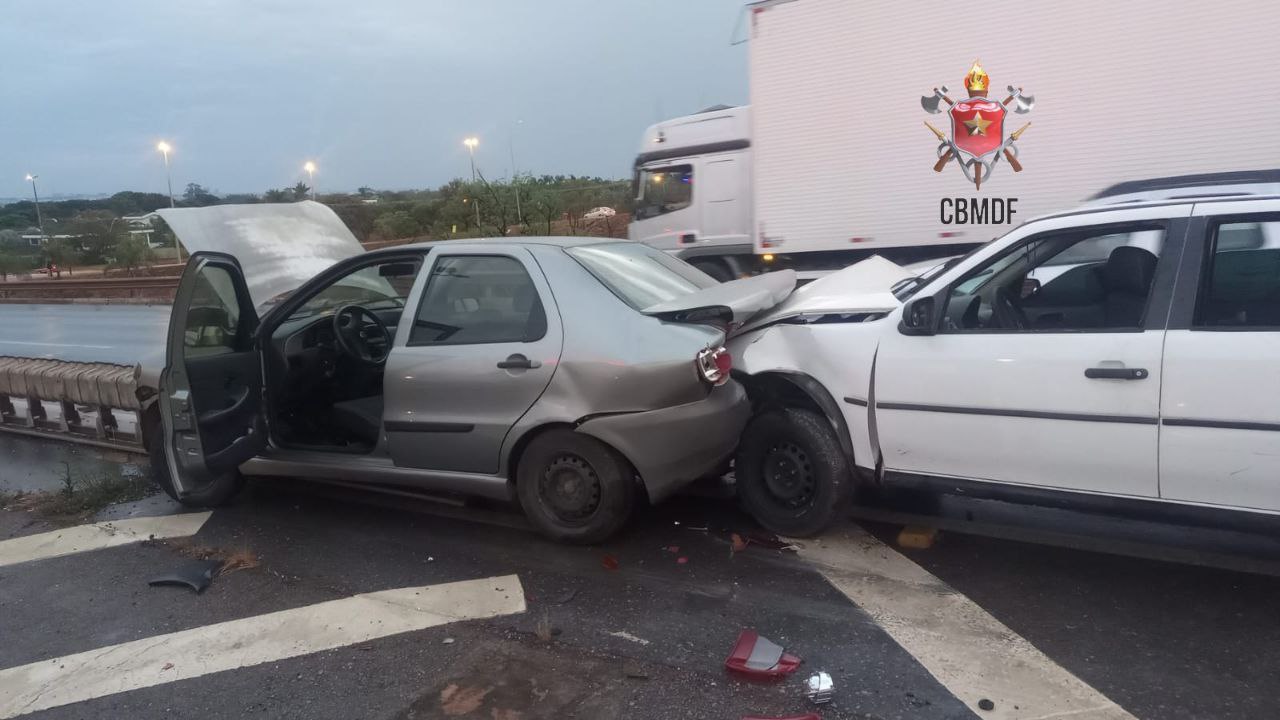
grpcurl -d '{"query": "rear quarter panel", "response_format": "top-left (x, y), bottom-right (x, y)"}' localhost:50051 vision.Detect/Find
top-left (500, 246), bottom-right (725, 474)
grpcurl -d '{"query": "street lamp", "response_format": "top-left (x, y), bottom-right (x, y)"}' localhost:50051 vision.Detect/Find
top-left (156, 141), bottom-right (175, 209)
top-left (463, 137), bottom-right (481, 229)
top-left (303, 161), bottom-right (317, 200)
top-left (24, 174), bottom-right (45, 240)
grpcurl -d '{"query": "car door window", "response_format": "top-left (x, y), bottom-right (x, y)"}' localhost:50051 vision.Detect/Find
top-left (185, 265), bottom-right (243, 356)
top-left (942, 226), bottom-right (1165, 332)
top-left (1195, 220), bottom-right (1280, 328)
top-left (408, 255), bottom-right (547, 345)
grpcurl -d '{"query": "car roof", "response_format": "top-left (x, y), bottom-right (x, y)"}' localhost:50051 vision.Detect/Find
top-left (1030, 193), bottom-right (1280, 225)
top-left (396, 236), bottom-right (626, 252)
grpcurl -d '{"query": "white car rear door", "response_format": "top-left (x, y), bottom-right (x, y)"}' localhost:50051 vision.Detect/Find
top-left (1159, 203), bottom-right (1280, 511)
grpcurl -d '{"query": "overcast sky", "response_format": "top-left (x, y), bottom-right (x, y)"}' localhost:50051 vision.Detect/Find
top-left (2, 0), bottom-right (748, 199)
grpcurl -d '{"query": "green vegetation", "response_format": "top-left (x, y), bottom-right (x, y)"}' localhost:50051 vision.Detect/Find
top-left (0, 174), bottom-right (633, 277)
top-left (0, 462), bottom-right (155, 521)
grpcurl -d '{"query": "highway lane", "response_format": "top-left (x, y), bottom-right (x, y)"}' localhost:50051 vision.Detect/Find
top-left (0, 304), bottom-right (169, 365)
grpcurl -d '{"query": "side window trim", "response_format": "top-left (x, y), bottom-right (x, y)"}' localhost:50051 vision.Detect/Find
top-left (1180, 212), bottom-right (1280, 332)
top-left (936, 220), bottom-right (1176, 336)
top-left (406, 253), bottom-right (548, 348)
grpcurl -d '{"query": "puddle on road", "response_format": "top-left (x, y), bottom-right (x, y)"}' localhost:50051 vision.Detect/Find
top-left (1, 432), bottom-right (145, 494)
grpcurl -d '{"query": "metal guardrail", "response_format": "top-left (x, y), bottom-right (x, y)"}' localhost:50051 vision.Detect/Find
top-left (0, 356), bottom-right (146, 452)
top-left (0, 276), bottom-right (179, 302)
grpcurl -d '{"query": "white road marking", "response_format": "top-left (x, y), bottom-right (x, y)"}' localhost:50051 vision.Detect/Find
top-left (0, 575), bottom-right (525, 718)
top-left (0, 340), bottom-right (114, 349)
top-left (795, 526), bottom-right (1136, 720)
top-left (0, 513), bottom-right (211, 568)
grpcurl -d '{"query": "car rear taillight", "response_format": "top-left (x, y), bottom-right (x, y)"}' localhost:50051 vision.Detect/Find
top-left (696, 346), bottom-right (732, 386)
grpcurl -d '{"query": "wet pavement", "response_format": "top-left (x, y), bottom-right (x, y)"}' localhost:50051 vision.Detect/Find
top-left (0, 304), bottom-right (168, 365)
top-left (2, 440), bottom-right (1280, 719)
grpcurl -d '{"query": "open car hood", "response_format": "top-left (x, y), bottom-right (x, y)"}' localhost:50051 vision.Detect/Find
top-left (157, 201), bottom-right (364, 308)
top-left (735, 256), bottom-right (913, 334)
top-left (642, 270), bottom-right (797, 330)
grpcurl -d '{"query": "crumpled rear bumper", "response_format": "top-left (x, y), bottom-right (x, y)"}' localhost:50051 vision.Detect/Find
top-left (576, 381), bottom-right (750, 503)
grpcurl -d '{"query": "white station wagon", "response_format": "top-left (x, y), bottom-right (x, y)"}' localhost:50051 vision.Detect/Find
top-left (727, 172), bottom-right (1280, 535)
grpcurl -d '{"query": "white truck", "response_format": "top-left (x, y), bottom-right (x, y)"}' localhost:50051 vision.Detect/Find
top-left (629, 0), bottom-right (1277, 281)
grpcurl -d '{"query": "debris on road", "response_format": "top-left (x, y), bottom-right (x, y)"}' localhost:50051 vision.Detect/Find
top-left (600, 553), bottom-right (620, 571)
top-left (725, 630), bottom-right (802, 680)
top-left (897, 525), bottom-right (939, 549)
top-left (978, 698), bottom-right (996, 711)
top-left (731, 533), bottom-right (749, 553)
top-left (442, 637), bottom-right (455, 645)
top-left (147, 558), bottom-right (220, 594)
top-left (805, 671), bottom-right (834, 704)
top-left (607, 630), bottom-right (651, 646)
top-left (677, 556), bottom-right (689, 565)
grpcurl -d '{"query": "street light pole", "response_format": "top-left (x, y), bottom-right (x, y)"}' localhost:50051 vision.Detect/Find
top-left (304, 161), bottom-right (317, 200)
top-left (463, 137), bottom-right (481, 230)
top-left (156, 141), bottom-right (180, 261)
top-left (156, 141), bottom-right (175, 209)
top-left (24, 174), bottom-right (45, 239)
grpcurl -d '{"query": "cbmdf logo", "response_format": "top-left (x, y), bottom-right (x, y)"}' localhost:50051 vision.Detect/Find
top-left (922, 61), bottom-right (1034, 191)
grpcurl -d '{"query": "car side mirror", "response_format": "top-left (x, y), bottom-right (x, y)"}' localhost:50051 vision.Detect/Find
top-left (1021, 277), bottom-right (1042, 299)
top-left (899, 295), bottom-right (938, 336)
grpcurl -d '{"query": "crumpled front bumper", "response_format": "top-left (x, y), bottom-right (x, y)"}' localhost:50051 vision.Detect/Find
top-left (576, 381), bottom-right (750, 503)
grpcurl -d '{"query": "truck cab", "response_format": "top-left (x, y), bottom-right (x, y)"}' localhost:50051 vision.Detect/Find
top-left (629, 105), bottom-right (752, 281)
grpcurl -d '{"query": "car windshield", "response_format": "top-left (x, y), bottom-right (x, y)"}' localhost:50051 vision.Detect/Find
top-left (566, 242), bottom-right (717, 310)
top-left (892, 243), bottom-right (991, 301)
top-left (289, 263), bottom-right (416, 320)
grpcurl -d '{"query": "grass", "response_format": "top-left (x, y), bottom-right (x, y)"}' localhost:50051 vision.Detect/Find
top-left (0, 462), bottom-right (155, 521)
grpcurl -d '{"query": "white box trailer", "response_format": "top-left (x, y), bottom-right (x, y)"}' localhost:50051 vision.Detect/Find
top-left (630, 0), bottom-right (1280, 280)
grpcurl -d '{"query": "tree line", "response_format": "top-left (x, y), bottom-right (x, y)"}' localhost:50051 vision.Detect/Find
top-left (0, 175), bottom-right (633, 279)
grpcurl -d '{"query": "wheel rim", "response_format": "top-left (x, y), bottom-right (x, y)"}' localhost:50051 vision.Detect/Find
top-left (762, 441), bottom-right (816, 509)
top-left (538, 454), bottom-right (602, 525)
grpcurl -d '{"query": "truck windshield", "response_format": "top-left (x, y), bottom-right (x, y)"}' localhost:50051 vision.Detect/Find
top-left (567, 242), bottom-right (716, 310)
top-left (634, 165), bottom-right (693, 220)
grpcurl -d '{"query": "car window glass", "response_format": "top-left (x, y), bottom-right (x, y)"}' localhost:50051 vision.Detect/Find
top-left (409, 255), bottom-right (546, 345)
top-left (942, 227), bottom-right (1165, 333)
top-left (185, 264), bottom-right (241, 356)
top-left (634, 165), bottom-right (693, 220)
top-left (1195, 220), bottom-right (1280, 328)
top-left (567, 242), bottom-right (716, 310)
top-left (288, 260), bottom-right (420, 321)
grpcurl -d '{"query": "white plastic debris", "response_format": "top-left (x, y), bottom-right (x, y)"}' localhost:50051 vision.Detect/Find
top-left (806, 671), bottom-right (834, 704)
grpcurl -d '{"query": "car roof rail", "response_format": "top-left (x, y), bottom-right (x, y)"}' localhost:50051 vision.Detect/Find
top-left (1090, 170), bottom-right (1280, 201)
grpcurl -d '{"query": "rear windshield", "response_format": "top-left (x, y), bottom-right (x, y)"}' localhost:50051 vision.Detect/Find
top-left (566, 242), bottom-right (716, 310)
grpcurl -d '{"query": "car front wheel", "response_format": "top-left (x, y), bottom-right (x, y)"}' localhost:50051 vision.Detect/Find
top-left (516, 430), bottom-right (636, 544)
top-left (736, 408), bottom-right (852, 537)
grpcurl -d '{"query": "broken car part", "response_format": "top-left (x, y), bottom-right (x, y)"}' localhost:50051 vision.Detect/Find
top-left (725, 630), bottom-right (802, 679)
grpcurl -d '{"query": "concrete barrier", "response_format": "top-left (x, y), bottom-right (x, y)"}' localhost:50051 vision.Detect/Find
top-left (0, 356), bottom-right (145, 451)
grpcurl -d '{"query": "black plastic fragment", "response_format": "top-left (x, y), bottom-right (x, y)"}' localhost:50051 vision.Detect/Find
top-left (147, 559), bottom-right (221, 594)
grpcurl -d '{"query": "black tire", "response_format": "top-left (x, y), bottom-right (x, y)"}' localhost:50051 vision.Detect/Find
top-left (516, 429), bottom-right (635, 544)
top-left (692, 260), bottom-right (734, 283)
top-left (144, 411), bottom-right (245, 507)
top-left (735, 408), bottom-right (852, 537)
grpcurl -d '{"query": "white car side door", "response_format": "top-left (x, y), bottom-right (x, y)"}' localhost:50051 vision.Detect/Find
top-left (1159, 206), bottom-right (1280, 511)
top-left (874, 209), bottom-right (1192, 497)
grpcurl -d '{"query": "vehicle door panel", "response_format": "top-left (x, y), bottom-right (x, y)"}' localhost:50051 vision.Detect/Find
top-left (160, 252), bottom-right (265, 489)
top-left (874, 217), bottom-right (1188, 498)
top-left (1159, 212), bottom-right (1280, 511)
top-left (383, 248), bottom-right (563, 475)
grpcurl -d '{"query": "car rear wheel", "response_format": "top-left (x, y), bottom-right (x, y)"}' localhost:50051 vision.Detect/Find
top-left (516, 430), bottom-right (635, 544)
top-left (736, 408), bottom-right (852, 537)
top-left (144, 412), bottom-right (245, 507)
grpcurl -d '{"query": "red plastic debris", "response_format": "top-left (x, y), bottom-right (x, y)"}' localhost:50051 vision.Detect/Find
top-left (724, 630), bottom-right (802, 680)
top-left (676, 556), bottom-right (689, 565)
top-left (667, 545), bottom-right (680, 553)
top-left (741, 715), bottom-right (821, 720)
top-left (731, 533), bottom-right (749, 552)
top-left (601, 554), bottom-right (619, 571)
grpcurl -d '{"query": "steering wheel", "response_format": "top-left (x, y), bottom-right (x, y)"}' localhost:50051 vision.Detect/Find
top-left (992, 287), bottom-right (1030, 330)
top-left (333, 305), bottom-right (393, 367)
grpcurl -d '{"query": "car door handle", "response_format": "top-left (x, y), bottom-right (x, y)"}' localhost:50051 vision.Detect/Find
top-left (1084, 367), bottom-right (1149, 380)
top-left (497, 354), bottom-right (541, 370)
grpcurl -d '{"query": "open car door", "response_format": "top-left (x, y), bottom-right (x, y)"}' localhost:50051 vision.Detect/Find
top-left (159, 252), bottom-right (266, 503)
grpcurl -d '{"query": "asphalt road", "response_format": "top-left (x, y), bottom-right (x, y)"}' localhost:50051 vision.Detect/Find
top-left (0, 304), bottom-right (168, 365)
top-left (3, 462), bottom-right (1280, 719)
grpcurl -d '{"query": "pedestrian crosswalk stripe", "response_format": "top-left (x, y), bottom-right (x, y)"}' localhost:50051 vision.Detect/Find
top-left (0, 512), bottom-right (212, 568)
top-left (0, 574), bottom-right (525, 718)
top-left (794, 527), bottom-right (1136, 720)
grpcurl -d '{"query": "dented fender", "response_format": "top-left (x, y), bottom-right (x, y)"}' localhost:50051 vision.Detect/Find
top-left (727, 320), bottom-right (884, 473)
